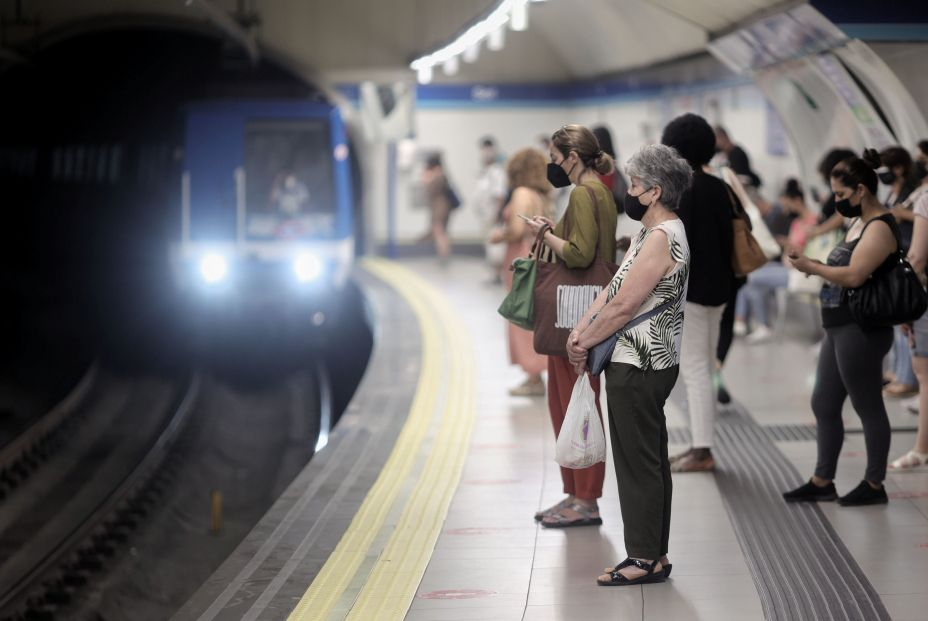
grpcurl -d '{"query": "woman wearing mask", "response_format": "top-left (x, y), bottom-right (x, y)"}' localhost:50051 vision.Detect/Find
top-left (660, 113), bottom-right (734, 473)
top-left (566, 144), bottom-right (692, 586)
top-left (490, 148), bottom-right (553, 396)
top-left (524, 124), bottom-right (617, 528)
top-left (783, 149), bottom-right (899, 506)
top-left (881, 146), bottom-right (921, 398)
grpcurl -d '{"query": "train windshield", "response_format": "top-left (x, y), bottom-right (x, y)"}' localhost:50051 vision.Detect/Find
top-left (244, 119), bottom-right (337, 240)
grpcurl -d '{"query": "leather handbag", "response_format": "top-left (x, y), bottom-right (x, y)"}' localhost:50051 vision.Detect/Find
top-left (497, 240), bottom-right (541, 331)
top-left (586, 300), bottom-right (675, 376)
top-left (846, 223), bottom-right (928, 327)
top-left (533, 186), bottom-right (619, 357)
top-left (725, 184), bottom-right (767, 277)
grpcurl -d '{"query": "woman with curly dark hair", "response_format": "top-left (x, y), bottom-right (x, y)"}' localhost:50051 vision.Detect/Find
top-left (659, 113), bottom-right (734, 473)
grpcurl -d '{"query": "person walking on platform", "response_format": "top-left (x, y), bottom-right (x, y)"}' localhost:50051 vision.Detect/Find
top-left (565, 144), bottom-right (692, 585)
top-left (524, 124), bottom-right (617, 528)
top-left (783, 150), bottom-right (899, 506)
top-left (660, 114), bottom-right (734, 472)
top-left (490, 148), bottom-right (553, 396)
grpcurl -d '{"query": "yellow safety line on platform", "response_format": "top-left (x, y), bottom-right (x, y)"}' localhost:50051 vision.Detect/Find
top-left (346, 264), bottom-right (475, 620)
top-left (287, 258), bottom-right (475, 621)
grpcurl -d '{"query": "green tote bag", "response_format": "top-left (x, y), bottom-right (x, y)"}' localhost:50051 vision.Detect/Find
top-left (497, 256), bottom-right (537, 330)
top-left (497, 228), bottom-right (547, 331)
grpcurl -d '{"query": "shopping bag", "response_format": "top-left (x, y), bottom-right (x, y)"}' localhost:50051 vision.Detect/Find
top-left (555, 374), bottom-right (606, 469)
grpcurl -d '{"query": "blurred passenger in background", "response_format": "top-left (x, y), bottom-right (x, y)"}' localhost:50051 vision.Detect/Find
top-left (476, 136), bottom-right (508, 284)
top-left (714, 125), bottom-right (762, 192)
top-left (422, 153), bottom-right (453, 263)
top-left (661, 114), bottom-right (733, 472)
top-left (892, 172), bottom-right (928, 470)
top-left (490, 148), bottom-right (553, 396)
top-left (783, 149), bottom-right (897, 506)
top-left (524, 124), bottom-right (617, 528)
top-left (881, 146), bottom-right (920, 399)
top-left (592, 125), bottom-right (629, 212)
top-left (734, 179), bottom-right (818, 342)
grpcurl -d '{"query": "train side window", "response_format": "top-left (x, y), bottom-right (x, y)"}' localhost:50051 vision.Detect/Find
top-left (63, 147), bottom-right (74, 181)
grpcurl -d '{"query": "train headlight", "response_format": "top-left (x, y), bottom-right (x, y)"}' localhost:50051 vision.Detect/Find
top-left (294, 252), bottom-right (323, 283)
top-left (198, 252), bottom-right (229, 284)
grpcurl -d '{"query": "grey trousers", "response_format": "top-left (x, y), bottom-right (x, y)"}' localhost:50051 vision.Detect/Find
top-left (813, 323), bottom-right (893, 483)
top-left (604, 362), bottom-right (679, 559)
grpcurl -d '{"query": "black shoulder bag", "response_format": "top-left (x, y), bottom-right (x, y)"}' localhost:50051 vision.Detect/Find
top-left (845, 217), bottom-right (928, 328)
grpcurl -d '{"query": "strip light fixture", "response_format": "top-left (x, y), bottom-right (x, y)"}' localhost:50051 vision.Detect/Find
top-left (412, 0), bottom-right (544, 84)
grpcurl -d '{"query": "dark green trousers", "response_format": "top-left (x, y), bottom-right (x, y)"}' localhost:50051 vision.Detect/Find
top-left (604, 362), bottom-right (679, 559)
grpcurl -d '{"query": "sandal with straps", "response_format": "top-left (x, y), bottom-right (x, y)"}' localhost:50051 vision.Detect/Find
top-left (540, 502), bottom-right (602, 528)
top-left (604, 559), bottom-right (672, 579)
top-left (597, 558), bottom-right (666, 586)
top-left (534, 498), bottom-right (572, 522)
top-left (889, 450), bottom-right (928, 470)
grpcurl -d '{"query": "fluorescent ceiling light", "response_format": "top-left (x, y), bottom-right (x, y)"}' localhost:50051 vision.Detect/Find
top-left (410, 0), bottom-right (540, 80)
top-left (511, 0), bottom-right (528, 31)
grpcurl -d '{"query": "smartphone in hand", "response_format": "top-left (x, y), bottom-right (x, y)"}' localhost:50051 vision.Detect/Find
top-left (517, 214), bottom-right (533, 222)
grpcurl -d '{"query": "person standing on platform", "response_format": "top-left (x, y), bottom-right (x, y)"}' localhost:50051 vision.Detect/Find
top-left (592, 125), bottom-right (629, 212)
top-left (661, 114), bottom-right (734, 472)
top-left (475, 137), bottom-right (508, 284)
top-left (891, 147), bottom-right (928, 470)
top-left (881, 146), bottom-right (921, 399)
top-left (490, 148), bottom-right (553, 396)
top-left (524, 124), bottom-right (617, 528)
top-left (783, 150), bottom-right (898, 506)
top-left (565, 144), bottom-right (692, 586)
top-left (421, 153), bottom-right (454, 263)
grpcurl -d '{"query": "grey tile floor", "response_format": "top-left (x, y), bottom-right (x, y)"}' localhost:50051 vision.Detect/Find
top-left (399, 257), bottom-right (928, 621)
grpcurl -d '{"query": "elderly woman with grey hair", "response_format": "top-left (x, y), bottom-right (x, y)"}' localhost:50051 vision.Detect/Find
top-left (567, 144), bottom-right (692, 586)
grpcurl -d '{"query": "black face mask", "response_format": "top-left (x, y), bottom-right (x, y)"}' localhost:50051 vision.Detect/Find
top-left (834, 197), bottom-right (862, 218)
top-left (915, 160), bottom-right (927, 181)
top-left (546, 160), bottom-right (574, 188)
top-left (624, 191), bottom-right (652, 221)
top-left (878, 170), bottom-right (896, 185)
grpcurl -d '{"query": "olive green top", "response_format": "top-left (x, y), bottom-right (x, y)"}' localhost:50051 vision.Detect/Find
top-left (553, 180), bottom-right (618, 268)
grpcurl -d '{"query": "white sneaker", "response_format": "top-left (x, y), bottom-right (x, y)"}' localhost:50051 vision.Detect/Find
top-left (903, 395), bottom-right (919, 415)
top-left (733, 320), bottom-right (748, 337)
top-left (746, 324), bottom-right (773, 344)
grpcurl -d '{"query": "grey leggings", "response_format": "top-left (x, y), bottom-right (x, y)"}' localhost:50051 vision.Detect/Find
top-left (813, 323), bottom-right (893, 483)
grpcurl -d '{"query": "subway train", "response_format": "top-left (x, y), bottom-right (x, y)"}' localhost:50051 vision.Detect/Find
top-left (172, 99), bottom-right (356, 343)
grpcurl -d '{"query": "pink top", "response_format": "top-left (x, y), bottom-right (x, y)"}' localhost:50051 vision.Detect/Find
top-left (788, 212), bottom-right (819, 251)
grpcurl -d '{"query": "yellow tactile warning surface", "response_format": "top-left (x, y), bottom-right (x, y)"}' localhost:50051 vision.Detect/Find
top-left (288, 258), bottom-right (476, 621)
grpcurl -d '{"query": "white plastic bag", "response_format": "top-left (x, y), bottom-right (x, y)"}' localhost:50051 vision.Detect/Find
top-left (555, 374), bottom-right (606, 469)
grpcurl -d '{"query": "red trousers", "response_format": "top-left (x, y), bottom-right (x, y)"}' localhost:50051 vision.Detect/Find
top-left (547, 355), bottom-right (605, 500)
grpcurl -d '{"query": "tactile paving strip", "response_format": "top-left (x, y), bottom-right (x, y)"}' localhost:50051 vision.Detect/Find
top-left (712, 405), bottom-right (890, 621)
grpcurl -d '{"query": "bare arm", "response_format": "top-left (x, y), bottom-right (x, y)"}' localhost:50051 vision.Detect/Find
top-left (789, 220), bottom-right (896, 288)
top-left (808, 212), bottom-right (845, 238)
top-left (908, 214), bottom-right (928, 276)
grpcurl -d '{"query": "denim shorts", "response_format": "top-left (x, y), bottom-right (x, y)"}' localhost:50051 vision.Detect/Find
top-left (912, 312), bottom-right (928, 358)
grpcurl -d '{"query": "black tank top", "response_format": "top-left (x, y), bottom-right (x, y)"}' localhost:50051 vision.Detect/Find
top-left (820, 213), bottom-right (899, 328)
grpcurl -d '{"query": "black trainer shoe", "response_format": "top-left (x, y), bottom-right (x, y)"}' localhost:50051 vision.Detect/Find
top-left (717, 384), bottom-right (731, 405)
top-left (838, 481), bottom-right (888, 506)
top-left (782, 480), bottom-right (838, 503)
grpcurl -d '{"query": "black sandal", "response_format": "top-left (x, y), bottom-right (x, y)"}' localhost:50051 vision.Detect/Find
top-left (604, 561), bottom-right (672, 578)
top-left (597, 558), bottom-right (665, 586)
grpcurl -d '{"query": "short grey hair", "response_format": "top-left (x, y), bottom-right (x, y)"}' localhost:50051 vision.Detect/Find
top-left (624, 144), bottom-right (693, 211)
